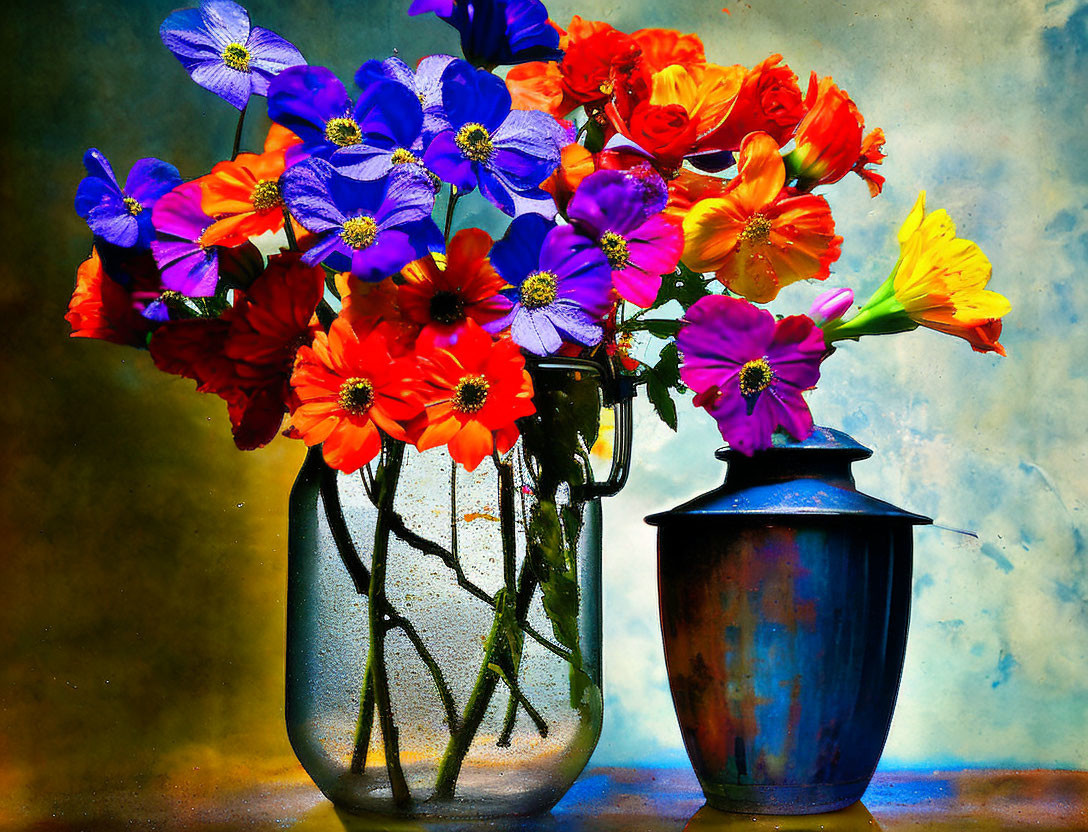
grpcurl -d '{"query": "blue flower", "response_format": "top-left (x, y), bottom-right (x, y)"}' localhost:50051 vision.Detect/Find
top-left (160, 0), bottom-right (306, 110)
top-left (354, 55), bottom-right (456, 143)
top-left (408, 0), bottom-right (563, 69)
top-left (485, 215), bottom-right (612, 355)
top-left (75, 149), bottom-right (182, 249)
top-left (268, 65), bottom-right (425, 181)
top-left (282, 159), bottom-right (443, 281)
top-left (422, 60), bottom-right (566, 217)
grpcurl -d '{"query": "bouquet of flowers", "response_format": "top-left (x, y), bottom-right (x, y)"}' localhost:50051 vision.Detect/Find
top-left (65, 0), bottom-right (1011, 814)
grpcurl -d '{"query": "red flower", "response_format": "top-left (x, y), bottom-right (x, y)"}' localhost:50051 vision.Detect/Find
top-left (415, 322), bottom-right (536, 472)
top-left (66, 248), bottom-right (159, 347)
top-left (621, 103), bottom-right (697, 173)
top-left (150, 255), bottom-right (325, 449)
top-left (398, 229), bottom-right (510, 349)
top-left (630, 27), bottom-right (705, 74)
top-left (853, 127), bottom-right (887, 197)
top-left (290, 317), bottom-right (426, 473)
top-left (700, 54), bottom-right (805, 152)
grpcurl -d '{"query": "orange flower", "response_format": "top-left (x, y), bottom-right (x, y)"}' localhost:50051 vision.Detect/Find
top-left (398, 229), bottom-right (510, 348)
top-left (197, 125), bottom-right (302, 248)
top-left (665, 167), bottom-right (733, 220)
top-left (785, 74), bottom-right (884, 195)
top-left (682, 132), bottom-right (842, 303)
top-left (630, 28), bottom-right (705, 74)
top-left (66, 248), bottom-right (158, 347)
top-left (542, 143), bottom-right (656, 213)
top-left (415, 322), bottom-right (536, 472)
top-left (698, 54), bottom-right (805, 153)
top-left (290, 317), bottom-right (426, 473)
top-left (507, 60), bottom-right (566, 114)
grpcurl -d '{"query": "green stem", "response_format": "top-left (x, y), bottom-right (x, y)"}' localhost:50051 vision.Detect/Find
top-left (231, 105), bottom-right (247, 161)
top-left (495, 454), bottom-right (522, 746)
top-left (367, 439), bottom-right (411, 808)
top-left (443, 186), bottom-right (460, 240)
top-left (350, 657), bottom-right (375, 774)
top-left (282, 207), bottom-right (299, 251)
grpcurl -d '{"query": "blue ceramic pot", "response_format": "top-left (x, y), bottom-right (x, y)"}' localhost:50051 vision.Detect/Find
top-left (646, 428), bottom-right (930, 815)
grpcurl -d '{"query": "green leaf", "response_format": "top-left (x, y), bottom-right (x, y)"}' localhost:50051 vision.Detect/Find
top-left (653, 342), bottom-right (684, 392)
top-left (644, 367), bottom-right (678, 431)
top-left (650, 262), bottom-right (713, 312)
top-left (583, 118), bottom-right (606, 153)
top-left (623, 318), bottom-right (683, 338)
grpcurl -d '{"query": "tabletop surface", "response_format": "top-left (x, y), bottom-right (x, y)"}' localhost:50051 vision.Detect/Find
top-left (9, 766), bottom-right (1088, 832)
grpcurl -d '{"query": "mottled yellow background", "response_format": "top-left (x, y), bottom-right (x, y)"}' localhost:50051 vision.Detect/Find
top-left (2, 0), bottom-right (1086, 824)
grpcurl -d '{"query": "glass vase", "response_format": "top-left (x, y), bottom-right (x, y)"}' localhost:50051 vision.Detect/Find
top-left (286, 358), bottom-right (632, 818)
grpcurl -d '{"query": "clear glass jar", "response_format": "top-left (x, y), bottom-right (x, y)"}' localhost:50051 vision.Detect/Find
top-left (286, 359), bottom-right (632, 818)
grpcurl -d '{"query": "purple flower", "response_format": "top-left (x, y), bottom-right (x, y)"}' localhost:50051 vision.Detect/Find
top-left (409, 0), bottom-right (563, 69)
top-left (423, 60), bottom-right (566, 216)
top-left (354, 55), bottom-right (457, 142)
top-left (268, 66), bottom-right (426, 181)
top-left (677, 295), bottom-right (825, 456)
top-left (151, 183), bottom-right (220, 297)
top-left (282, 158), bottom-right (442, 281)
top-left (485, 215), bottom-right (612, 355)
top-left (74, 149), bottom-right (182, 249)
top-left (160, 0), bottom-right (305, 110)
top-left (808, 287), bottom-right (854, 327)
top-left (565, 168), bottom-right (684, 308)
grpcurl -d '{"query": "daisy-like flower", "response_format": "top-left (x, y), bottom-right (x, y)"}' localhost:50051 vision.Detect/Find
top-left (196, 125), bottom-right (301, 247)
top-left (399, 228), bottom-right (511, 348)
top-left (160, 0), bottom-right (305, 111)
top-left (290, 317), bottom-right (427, 472)
top-left (822, 192), bottom-right (1010, 355)
top-left (423, 60), bottom-right (568, 217)
top-left (151, 182), bottom-right (221, 297)
top-left (268, 66), bottom-right (425, 181)
top-left (74, 149), bottom-right (182, 249)
top-left (565, 168), bottom-right (683, 307)
top-left (785, 74), bottom-right (885, 196)
top-left (682, 131), bottom-right (842, 303)
top-left (281, 158), bottom-right (442, 281)
top-left (485, 215), bottom-right (612, 355)
top-left (677, 295), bottom-right (825, 456)
top-left (409, 0), bottom-right (563, 69)
top-left (415, 321), bottom-right (536, 472)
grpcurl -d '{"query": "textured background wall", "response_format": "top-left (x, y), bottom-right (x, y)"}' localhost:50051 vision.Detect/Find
top-left (2, 0), bottom-right (1085, 819)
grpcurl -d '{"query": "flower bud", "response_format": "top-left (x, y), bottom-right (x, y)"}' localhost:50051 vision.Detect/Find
top-left (809, 287), bottom-right (854, 327)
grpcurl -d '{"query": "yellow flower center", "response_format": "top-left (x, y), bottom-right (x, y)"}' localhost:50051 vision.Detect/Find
top-left (452, 374), bottom-right (490, 413)
top-left (455, 123), bottom-right (494, 163)
top-left (520, 271), bottom-right (558, 309)
top-left (738, 358), bottom-right (774, 397)
top-left (221, 42), bottom-right (251, 72)
top-left (251, 179), bottom-right (282, 212)
top-left (341, 216), bottom-right (377, 250)
top-left (429, 290), bottom-right (465, 325)
top-left (391, 147), bottom-right (420, 165)
top-left (739, 213), bottom-right (773, 245)
top-left (599, 231), bottom-right (630, 269)
top-left (325, 117), bottom-right (362, 147)
top-left (338, 377), bottom-right (375, 415)
top-left (123, 196), bottom-right (143, 216)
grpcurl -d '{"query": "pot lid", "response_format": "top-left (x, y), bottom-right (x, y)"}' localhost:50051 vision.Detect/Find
top-left (645, 427), bottom-right (932, 526)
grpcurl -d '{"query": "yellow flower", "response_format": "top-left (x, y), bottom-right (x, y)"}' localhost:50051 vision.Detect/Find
top-left (823, 192), bottom-right (1010, 355)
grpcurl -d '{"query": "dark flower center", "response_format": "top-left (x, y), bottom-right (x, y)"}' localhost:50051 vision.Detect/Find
top-left (520, 271), bottom-right (557, 310)
top-left (251, 179), bottom-right (282, 212)
top-left (123, 196), bottom-right (143, 216)
top-left (429, 290), bottom-right (465, 325)
top-left (339, 377), bottom-right (375, 415)
top-left (222, 42), bottom-right (251, 72)
top-left (452, 374), bottom-right (490, 413)
top-left (391, 148), bottom-right (420, 165)
top-left (599, 231), bottom-right (630, 269)
top-left (739, 213), bottom-right (772, 245)
top-left (455, 123), bottom-right (494, 163)
top-left (325, 117), bottom-right (363, 147)
top-left (341, 216), bottom-right (377, 250)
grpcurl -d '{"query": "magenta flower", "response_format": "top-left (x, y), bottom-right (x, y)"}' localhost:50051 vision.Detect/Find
top-left (677, 295), bottom-right (825, 455)
top-left (808, 287), bottom-right (854, 327)
top-left (151, 183), bottom-right (220, 297)
top-left (565, 169), bottom-right (683, 307)
top-left (160, 0), bottom-right (305, 110)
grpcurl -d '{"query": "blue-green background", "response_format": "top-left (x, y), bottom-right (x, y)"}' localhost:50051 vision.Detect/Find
top-left (2, 0), bottom-right (1085, 819)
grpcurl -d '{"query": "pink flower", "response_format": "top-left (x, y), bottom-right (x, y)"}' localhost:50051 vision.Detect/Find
top-left (677, 295), bottom-right (825, 455)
